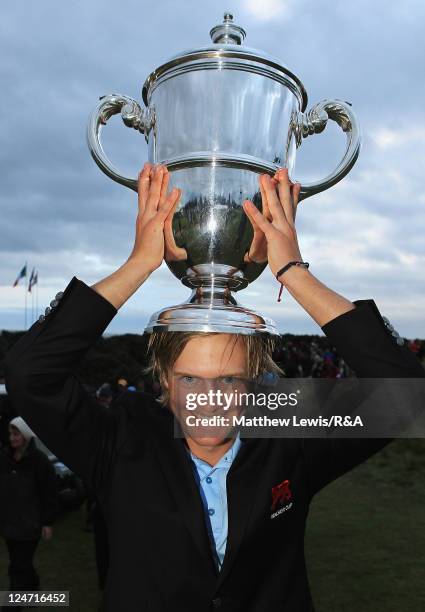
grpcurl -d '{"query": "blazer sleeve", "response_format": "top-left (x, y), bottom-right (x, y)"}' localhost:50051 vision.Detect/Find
top-left (4, 276), bottom-right (121, 493)
top-left (301, 299), bottom-right (425, 496)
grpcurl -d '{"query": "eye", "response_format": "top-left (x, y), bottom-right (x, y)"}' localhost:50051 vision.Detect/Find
top-left (221, 376), bottom-right (235, 385)
top-left (181, 375), bottom-right (197, 385)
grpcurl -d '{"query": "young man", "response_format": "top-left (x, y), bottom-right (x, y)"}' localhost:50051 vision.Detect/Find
top-left (4, 164), bottom-right (425, 611)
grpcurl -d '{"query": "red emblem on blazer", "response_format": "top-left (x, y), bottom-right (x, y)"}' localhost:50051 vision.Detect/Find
top-left (271, 479), bottom-right (292, 512)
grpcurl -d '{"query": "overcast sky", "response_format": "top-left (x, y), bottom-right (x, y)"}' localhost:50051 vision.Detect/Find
top-left (1, 0), bottom-right (424, 338)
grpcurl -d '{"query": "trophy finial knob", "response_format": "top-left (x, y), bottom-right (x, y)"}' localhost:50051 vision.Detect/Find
top-left (210, 13), bottom-right (246, 45)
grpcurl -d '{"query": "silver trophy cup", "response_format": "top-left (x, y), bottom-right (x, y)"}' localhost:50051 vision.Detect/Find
top-left (87, 13), bottom-right (361, 336)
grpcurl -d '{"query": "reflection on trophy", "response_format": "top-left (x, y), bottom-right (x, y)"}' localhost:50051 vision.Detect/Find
top-left (87, 13), bottom-right (361, 336)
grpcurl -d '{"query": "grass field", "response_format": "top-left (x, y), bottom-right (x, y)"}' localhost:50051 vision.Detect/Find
top-left (1, 439), bottom-right (424, 611)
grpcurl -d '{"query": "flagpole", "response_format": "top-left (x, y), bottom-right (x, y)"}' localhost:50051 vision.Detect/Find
top-left (23, 260), bottom-right (27, 330)
top-left (29, 267), bottom-right (35, 324)
top-left (25, 277), bottom-right (27, 330)
top-left (24, 283), bottom-right (28, 330)
top-left (36, 274), bottom-right (39, 320)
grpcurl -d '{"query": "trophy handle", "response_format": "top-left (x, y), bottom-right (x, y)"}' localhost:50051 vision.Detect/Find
top-left (293, 99), bottom-right (361, 202)
top-left (87, 93), bottom-right (154, 192)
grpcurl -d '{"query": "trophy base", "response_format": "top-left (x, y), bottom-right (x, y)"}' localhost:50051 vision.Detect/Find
top-left (144, 286), bottom-right (279, 336)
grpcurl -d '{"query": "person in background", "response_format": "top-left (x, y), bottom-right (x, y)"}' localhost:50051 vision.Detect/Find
top-left (115, 378), bottom-right (128, 401)
top-left (96, 383), bottom-right (114, 408)
top-left (0, 416), bottom-right (58, 602)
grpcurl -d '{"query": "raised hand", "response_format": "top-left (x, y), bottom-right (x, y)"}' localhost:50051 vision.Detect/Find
top-left (242, 168), bottom-right (303, 278)
top-left (127, 162), bottom-right (182, 272)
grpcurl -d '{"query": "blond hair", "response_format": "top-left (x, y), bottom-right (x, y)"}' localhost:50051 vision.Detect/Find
top-left (144, 330), bottom-right (284, 406)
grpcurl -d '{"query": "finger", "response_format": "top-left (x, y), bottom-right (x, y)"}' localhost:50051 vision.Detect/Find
top-left (146, 164), bottom-right (164, 212)
top-left (261, 174), bottom-right (287, 225)
top-left (137, 162), bottom-right (153, 215)
top-left (158, 187), bottom-right (181, 221)
top-left (243, 198), bottom-right (261, 232)
top-left (258, 175), bottom-right (272, 222)
top-left (243, 204), bottom-right (268, 263)
top-left (275, 168), bottom-right (294, 224)
top-left (164, 192), bottom-right (180, 240)
top-left (242, 200), bottom-right (276, 238)
top-left (158, 165), bottom-right (170, 206)
top-left (291, 183), bottom-right (301, 222)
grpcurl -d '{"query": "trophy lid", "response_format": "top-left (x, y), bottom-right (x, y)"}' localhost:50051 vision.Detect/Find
top-left (142, 12), bottom-right (307, 111)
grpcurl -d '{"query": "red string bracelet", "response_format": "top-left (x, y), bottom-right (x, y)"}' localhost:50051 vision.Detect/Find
top-left (276, 261), bottom-right (310, 302)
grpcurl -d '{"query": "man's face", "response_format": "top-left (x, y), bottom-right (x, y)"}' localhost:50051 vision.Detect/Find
top-left (166, 334), bottom-right (250, 448)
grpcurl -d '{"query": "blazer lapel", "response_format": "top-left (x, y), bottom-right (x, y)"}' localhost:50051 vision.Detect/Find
top-left (215, 436), bottom-right (270, 590)
top-left (148, 404), bottom-right (219, 579)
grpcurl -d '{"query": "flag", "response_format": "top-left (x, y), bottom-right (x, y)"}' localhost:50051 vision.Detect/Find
top-left (28, 268), bottom-right (38, 292)
top-left (13, 263), bottom-right (27, 287)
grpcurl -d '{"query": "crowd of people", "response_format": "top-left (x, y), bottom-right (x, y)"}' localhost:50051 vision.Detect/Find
top-left (275, 336), bottom-right (425, 378)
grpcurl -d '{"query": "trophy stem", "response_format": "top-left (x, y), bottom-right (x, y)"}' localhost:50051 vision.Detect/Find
top-left (188, 285), bottom-right (239, 307)
top-left (145, 285), bottom-right (279, 336)
top-left (181, 271), bottom-right (249, 292)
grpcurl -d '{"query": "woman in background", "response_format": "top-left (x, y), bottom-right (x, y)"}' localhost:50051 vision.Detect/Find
top-left (0, 416), bottom-right (58, 602)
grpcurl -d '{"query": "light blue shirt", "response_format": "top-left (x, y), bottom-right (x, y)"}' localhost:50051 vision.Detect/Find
top-left (186, 432), bottom-right (243, 570)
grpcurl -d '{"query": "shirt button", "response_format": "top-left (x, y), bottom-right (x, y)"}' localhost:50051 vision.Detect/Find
top-left (212, 597), bottom-right (222, 608)
top-left (206, 476), bottom-right (212, 484)
top-left (208, 508), bottom-right (215, 516)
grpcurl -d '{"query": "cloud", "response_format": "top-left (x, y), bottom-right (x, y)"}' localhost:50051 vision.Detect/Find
top-left (241, 0), bottom-right (292, 21)
top-left (372, 127), bottom-right (425, 149)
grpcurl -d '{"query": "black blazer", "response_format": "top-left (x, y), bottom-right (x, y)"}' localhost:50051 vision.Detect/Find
top-left (4, 277), bottom-right (425, 612)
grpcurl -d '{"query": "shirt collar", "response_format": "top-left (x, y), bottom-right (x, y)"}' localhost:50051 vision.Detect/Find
top-left (185, 430), bottom-right (243, 470)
